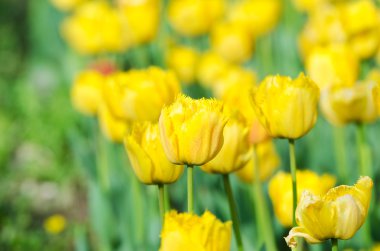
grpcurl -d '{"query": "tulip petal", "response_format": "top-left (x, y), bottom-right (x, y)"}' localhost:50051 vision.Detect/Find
top-left (285, 226), bottom-right (323, 248)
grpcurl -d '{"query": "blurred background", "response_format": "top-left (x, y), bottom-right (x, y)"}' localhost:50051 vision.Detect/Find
top-left (1, 0), bottom-right (380, 250)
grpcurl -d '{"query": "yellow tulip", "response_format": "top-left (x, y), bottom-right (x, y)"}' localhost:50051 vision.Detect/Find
top-left (211, 21), bottom-right (254, 64)
top-left (285, 176), bottom-right (373, 247)
top-left (228, 0), bottom-right (281, 37)
top-left (124, 123), bottom-right (184, 185)
top-left (166, 45), bottom-right (199, 84)
top-left (235, 141), bottom-right (280, 183)
top-left (98, 103), bottom-right (129, 143)
top-left (50, 0), bottom-right (85, 11)
top-left (71, 70), bottom-right (104, 116)
top-left (320, 81), bottom-right (380, 126)
top-left (269, 170), bottom-right (336, 227)
top-left (196, 51), bottom-right (232, 88)
top-left (201, 115), bottom-right (251, 174)
top-left (61, 1), bottom-right (130, 54)
top-left (251, 73), bottom-right (320, 139)
top-left (159, 95), bottom-right (228, 166)
top-left (43, 214), bottom-right (66, 235)
top-left (104, 67), bottom-right (181, 122)
top-left (118, 0), bottom-right (160, 45)
top-left (168, 0), bottom-right (225, 37)
top-left (306, 44), bottom-right (359, 90)
top-left (159, 210), bottom-right (232, 251)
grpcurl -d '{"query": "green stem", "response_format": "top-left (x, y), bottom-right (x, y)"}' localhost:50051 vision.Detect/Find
top-left (333, 127), bottom-right (348, 183)
top-left (252, 145), bottom-right (277, 251)
top-left (331, 238), bottom-right (338, 251)
top-left (164, 185), bottom-right (171, 212)
top-left (223, 174), bottom-right (244, 251)
top-left (355, 123), bottom-right (371, 176)
top-left (288, 139), bottom-right (298, 226)
top-left (158, 184), bottom-right (165, 222)
top-left (96, 131), bottom-right (109, 193)
top-left (187, 165), bottom-right (194, 213)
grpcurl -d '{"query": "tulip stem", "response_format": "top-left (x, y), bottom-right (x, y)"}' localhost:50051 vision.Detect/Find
top-left (252, 145), bottom-right (277, 251)
top-left (333, 127), bottom-right (348, 183)
top-left (355, 123), bottom-right (371, 176)
top-left (187, 165), bottom-right (194, 213)
top-left (288, 139), bottom-right (298, 226)
top-left (331, 238), bottom-right (338, 251)
top-left (223, 174), bottom-right (244, 251)
top-left (158, 184), bottom-right (165, 222)
top-left (164, 185), bottom-right (171, 212)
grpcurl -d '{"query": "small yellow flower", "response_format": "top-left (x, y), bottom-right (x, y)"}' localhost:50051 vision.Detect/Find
top-left (118, 0), bottom-right (160, 45)
top-left (104, 67), bottom-right (181, 122)
top-left (44, 214), bottom-right (67, 235)
top-left (159, 95), bottom-right (228, 166)
top-left (285, 176), bottom-right (373, 247)
top-left (166, 45), bottom-right (199, 85)
top-left (235, 140), bottom-right (280, 183)
top-left (269, 170), bottom-right (336, 227)
top-left (71, 70), bottom-right (104, 116)
top-left (50, 0), bottom-right (85, 11)
top-left (98, 103), bottom-right (129, 143)
top-left (228, 0), bottom-right (281, 37)
top-left (61, 1), bottom-right (130, 54)
top-left (159, 210), bottom-right (232, 251)
top-left (196, 51), bottom-right (232, 88)
top-left (201, 114), bottom-right (251, 174)
top-left (320, 81), bottom-right (380, 126)
top-left (124, 122), bottom-right (184, 185)
top-left (251, 73), bottom-right (320, 139)
top-left (306, 44), bottom-right (359, 90)
top-left (211, 21), bottom-right (254, 64)
top-left (168, 0), bottom-right (225, 37)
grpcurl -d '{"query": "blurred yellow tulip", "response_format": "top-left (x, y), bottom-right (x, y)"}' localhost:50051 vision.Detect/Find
top-left (159, 210), bottom-right (232, 251)
top-left (285, 176), bottom-right (373, 247)
top-left (71, 70), bottom-right (104, 116)
top-left (98, 103), bottom-right (129, 143)
top-left (320, 82), bottom-right (380, 126)
top-left (118, 0), bottom-right (160, 45)
top-left (168, 0), bottom-right (224, 37)
top-left (50, 0), bottom-right (85, 11)
top-left (291, 0), bottom-right (326, 12)
top-left (251, 73), bottom-right (320, 139)
top-left (104, 67), bottom-right (181, 122)
top-left (43, 214), bottom-right (66, 235)
top-left (211, 21), bottom-right (254, 64)
top-left (197, 51), bottom-right (232, 88)
top-left (306, 44), bottom-right (359, 90)
top-left (159, 95), bottom-right (227, 166)
top-left (166, 45), bottom-right (199, 85)
top-left (201, 115), bottom-right (251, 174)
top-left (62, 1), bottom-right (130, 54)
top-left (269, 170), bottom-right (336, 227)
top-left (235, 141), bottom-right (280, 183)
top-left (124, 123), bottom-right (184, 185)
top-left (228, 0), bottom-right (281, 37)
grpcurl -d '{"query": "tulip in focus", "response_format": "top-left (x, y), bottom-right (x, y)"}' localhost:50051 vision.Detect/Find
top-left (159, 94), bottom-right (227, 165)
top-left (201, 114), bottom-right (251, 174)
top-left (269, 170), bottom-right (336, 227)
top-left (166, 45), bottom-right (199, 85)
top-left (236, 141), bottom-right (280, 183)
top-left (211, 21), bottom-right (254, 64)
top-left (320, 81), bottom-right (380, 126)
top-left (168, 0), bottom-right (225, 37)
top-left (104, 67), bottom-right (181, 122)
top-left (251, 73), bottom-right (320, 139)
top-left (159, 210), bottom-right (232, 251)
top-left (124, 123), bottom-right (184, 185)
top-left (285, 176), bottom-right (373, 247)
top-left (98, 103), bottom-right (129, 143)
top-left (71, 70), bottom-right (104, 116)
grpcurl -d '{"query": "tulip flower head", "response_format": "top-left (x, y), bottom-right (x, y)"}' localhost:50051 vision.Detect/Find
top-left (124, 122), bottom-right (184, 185)
top-left (285, 176), bottom-right (373, 247)
top-left (159, 95), bottom-right (228, 166)
top-left (159, 210), bottom-right (232, 251)
top-left (98, 103), bottom-right (129, 143)
top-left (251, 73), bottom-right (320, 139)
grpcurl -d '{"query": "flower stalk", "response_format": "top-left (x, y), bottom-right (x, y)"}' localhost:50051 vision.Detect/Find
top-left (288, 139), bottom-right (298, 226)
top-left (158, 184), bottom-right (165, 222)
top-left (187, 165), bottom-right (194, 213)
top-left (331, 238), bottom-right (338, 251)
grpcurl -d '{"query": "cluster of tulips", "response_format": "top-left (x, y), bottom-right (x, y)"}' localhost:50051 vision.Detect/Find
top-left (50, 0), bottom-right (380, 250)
